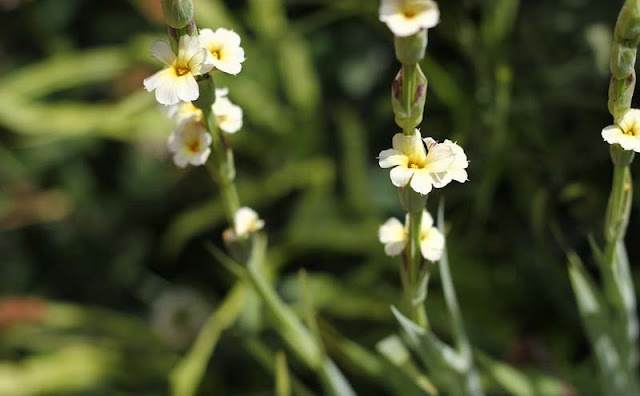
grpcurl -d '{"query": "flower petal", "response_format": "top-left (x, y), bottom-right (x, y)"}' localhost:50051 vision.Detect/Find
top-left (379, 217), bottom-right (406, 244)
top-left (379, 149), bottom-right (407, 168)
top-left (175, 75), bottom-right (199, 103)
top-left (409, 169), bottom-right (433, 195)
top-left (151, 40), bottom-right (176, 65)
top-left (420, 228), bottom-right (444, 262)
top-left (390, 166), bottom-right (413, 187)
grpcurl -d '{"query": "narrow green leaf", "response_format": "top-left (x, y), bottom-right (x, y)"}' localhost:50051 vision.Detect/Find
top-left (170, 284), bottom-right (247, 396)
top-left (275, 352), bottom-right (291, 396)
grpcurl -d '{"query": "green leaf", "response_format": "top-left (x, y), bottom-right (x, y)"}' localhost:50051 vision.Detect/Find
top-left (275, 352), bottom-right (291, 396)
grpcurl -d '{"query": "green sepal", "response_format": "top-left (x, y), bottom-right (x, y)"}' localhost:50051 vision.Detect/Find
top-left (394, 30), bottom-right (428, 65)
top-left (161, 0), bottom-right (194, 29)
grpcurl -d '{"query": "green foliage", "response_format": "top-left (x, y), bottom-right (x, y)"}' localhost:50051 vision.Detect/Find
top-left (0, 0), bottom-right (634, 394)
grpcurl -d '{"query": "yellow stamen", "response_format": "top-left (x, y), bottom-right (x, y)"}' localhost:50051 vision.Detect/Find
top-left (176, 66), bottom-right (190, 77)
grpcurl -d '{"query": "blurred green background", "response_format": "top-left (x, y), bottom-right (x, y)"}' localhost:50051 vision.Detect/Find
top-left (0, 0), bottom-right (633, 394)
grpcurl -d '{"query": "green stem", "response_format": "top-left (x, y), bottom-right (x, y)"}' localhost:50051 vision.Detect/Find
top-left (401, 63), bottom-right (417, 136)
top-left (202, 108), bottom-right (240, 226)
top-left (407, 210), bottom-right (427, 328)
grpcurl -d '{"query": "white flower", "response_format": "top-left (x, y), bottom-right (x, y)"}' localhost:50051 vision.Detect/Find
top-left (165, 88), bottom-right (235, 126)
top-left (378, 217), bottom-right (407, 256)
top-left (167, 101), bottom-right (203, 125)
top-left (234, 207), bottom-right (264, 237)
top-left (212, 92), bottom-right (243, 134)
top-left (379, 0), bottom-right (440, 37)
top-left (602, 109), bottom-right (640, 152)
top-left (378, 210), bottom-right (444, 261)
top-left (378, 130), bottom-right (459, 195)
top-left (199, 28), bottom-right (246, 75)
top-left (424, 138), bottom-right (469, 187)
top-left (144, 35), bottom-right (213, 106)
top-left (167, 120), bottom-right (212, 167)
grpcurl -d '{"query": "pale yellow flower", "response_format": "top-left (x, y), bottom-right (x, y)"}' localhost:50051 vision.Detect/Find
top-left (602, 109), bottom-right (640, 151)
top-left (378, 210), bottom-right (444, 261)
top-left (144, 35), bottom-right (213, 106)
top-left (379, 0), bottom-right (440, 37)
top-left (212, 89), bottom-right (243, 134)
top-left (167, 120), bottom-right (211, 167)
top-left (378, 130), bottom-right (457, 195)
top-left (199, 28), bottom-right (246, 75)
top-left (234, 207), bottom-right (264, 237)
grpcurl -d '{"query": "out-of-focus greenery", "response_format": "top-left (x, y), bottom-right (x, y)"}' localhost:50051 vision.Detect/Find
top-left (0, 0), bottom-right (632, 394)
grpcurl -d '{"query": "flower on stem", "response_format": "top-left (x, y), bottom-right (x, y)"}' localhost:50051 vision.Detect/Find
top-left (379, 0), bottom-right (440, 37)
top-left (234, 207), bottom-right (265, 237)
top-left (378, 210), bottom-right (444, 261)
top-left (199, 28), bottom-right (246, 75)
top-left (144, 35), bottom-right (213, 106)
top-left (167, 120), bottom-right (212, 167)
top-left (166, 88), bottom-right (234, 126)
top-left (379, 130), bottom-right (467, 195)
top-left (602, 108), bottom-right (640, 152)
top-left (212, 89), bottom-right (243, 133)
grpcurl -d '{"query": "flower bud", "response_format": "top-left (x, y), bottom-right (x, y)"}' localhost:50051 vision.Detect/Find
top-left (394, 30), bottom-right (427, 65)
top-left (615, 2), bottom-right (640, 48)
top-left (608, 73), bottom-right (636, 120)
top-left (610, 43), bottom-right (637, 80)
top-left (391, 65), bottom-right (428, 131)
top-left (161, 0), bottom-right (194, 29)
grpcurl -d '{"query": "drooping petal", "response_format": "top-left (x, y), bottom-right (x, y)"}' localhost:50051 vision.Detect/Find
top-left (379, 149), bottom-right (408, 168)
top-left (378, 217), bottom-right (406, 244)
top-left (409, 169), bottom-right (433, 195)
top-left (151, 40), bottom-right (176, 65)
top-left (390, 166), bottom-right (414, 187)
top-left (420, 228), bottom-right (444, 262)
top-left (385, 241), bottom-right (407, 256)
top-left (173, 152), bottom-right (189, 168)
top-left (175, 75), bottom-right (199, 103)
top-left (420, 210), bottom-right (434, 230)
top-left (602, 125), bottom-right (623, 144)
top-left (424, 144), bottom-right (455, 173)
top-left (145, 69), bottom-right (181, 105)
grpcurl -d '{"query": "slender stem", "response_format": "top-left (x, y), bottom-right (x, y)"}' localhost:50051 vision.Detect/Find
top-left (401, 63), bottom-right (417, 136)
top-left (202, 108), bottom-right (240, 226)
top-left (407, 210), bottom-right (427, 327)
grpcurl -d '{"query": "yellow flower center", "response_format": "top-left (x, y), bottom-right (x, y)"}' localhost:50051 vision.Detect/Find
top-left (176, 66), bottom-right (190, 76)
top-left (625, 125), bottom-right (639, 136)
top-left (209, 46), bottom-right (222, 60)
top-left (407, 157), bottom-right (426, 169)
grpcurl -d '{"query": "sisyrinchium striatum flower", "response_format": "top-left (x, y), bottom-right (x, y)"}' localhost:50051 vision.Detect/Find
top-left (212, 89), bottom-right (243, 133)
top-left (199, 28), bottom-right (246, 75)
top-left (144, 35), bottom-right (213, 106)
top-left (602, 108), bottom-right (640, 152)
top-left (167, 119), bottom-right (212, 167)
top-left (378, 210), bottom-right (444, 261)
top-left (378, 130), bottom-right (468, 195)
top-left (379, 0), bottom-right (440, 37)
top-left (234, 207), bottom-right (264, 238)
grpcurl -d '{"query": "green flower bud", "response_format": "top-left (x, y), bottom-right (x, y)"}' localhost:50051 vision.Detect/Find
top-left (615, 2), bottom-right (640, 48)
top-left (608, 73), bottom-right (636, 120)
top-left (161, 0), bottom-right (194, 29)
top-left (610, 43), bottom-right (637, 79)
top-left (391, 65), bottom-right (428, 131)
top-left (394, 30), bottom-right (427, 65)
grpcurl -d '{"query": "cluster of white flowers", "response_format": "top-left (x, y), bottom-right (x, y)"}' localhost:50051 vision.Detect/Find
top-left (143, 28), bottom-right (245, 168)
top-left (379, 0), bottom-right (439, 37)
top-left (378, 130), bottom-right (468, 195)
top-left (602, 108), bottom-right (640, 152)
top-left (378, 210), bottom-right (444, 261)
